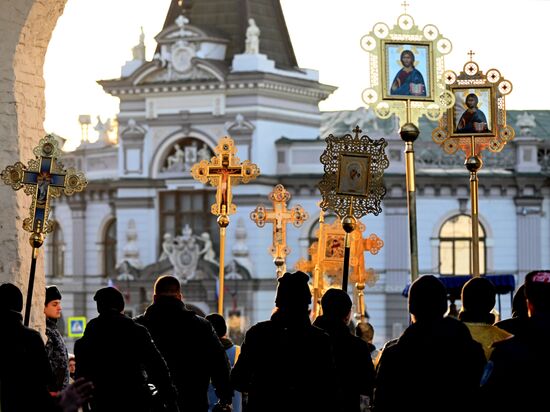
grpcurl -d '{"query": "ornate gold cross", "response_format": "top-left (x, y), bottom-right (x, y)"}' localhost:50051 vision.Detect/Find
top-left (296, 210), bottom-right (383, 319)
top-left (191, 137), bottom-right (259, 219)
top-left (250, 184), bottom-right (308, 277)
top-left (1, 135), bottom-right (87, 325)
top-left (191, 136), bottom-right (259, 314)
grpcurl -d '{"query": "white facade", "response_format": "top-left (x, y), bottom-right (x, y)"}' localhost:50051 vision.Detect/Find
top-left (45, 7), bottom-right (549, 350)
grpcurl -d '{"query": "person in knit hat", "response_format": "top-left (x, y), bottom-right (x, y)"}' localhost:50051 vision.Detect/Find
top-left (231, 271), bottom-right (338, 412)
top-left (458, 277), bottom-right (512, 360)
top-left (1, 283), bottom-right (93, 412)
top-left (44, 285), bottom-right (70, 394)
top-left (75, 286), bottom-right (179, 412)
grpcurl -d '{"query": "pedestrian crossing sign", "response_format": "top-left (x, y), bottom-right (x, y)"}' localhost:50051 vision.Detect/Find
top-left (68, 317), bottom-right (86, 338)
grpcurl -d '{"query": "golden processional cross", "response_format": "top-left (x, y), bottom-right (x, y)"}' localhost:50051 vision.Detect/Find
top-left (1, 135), bottom-right (87, 326)
top-left (250, 184), bottom-right (309, 278)
top-left (191, 136), bottom-right (259, 314)
top-left (296, 209), bottom-right (384, 319)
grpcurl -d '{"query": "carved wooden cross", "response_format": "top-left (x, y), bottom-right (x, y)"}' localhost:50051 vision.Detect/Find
top-left (1, 134), bottom-right (87, 325)
top-left (250, 184), bottom-right (308, 277)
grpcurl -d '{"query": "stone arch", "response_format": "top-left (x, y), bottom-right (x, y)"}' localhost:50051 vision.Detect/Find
top-left (0, 0), bottom-right (68, 330)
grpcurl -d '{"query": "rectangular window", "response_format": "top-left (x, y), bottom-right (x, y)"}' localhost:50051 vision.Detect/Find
top-left (159, 190), bottom-right (218, 251)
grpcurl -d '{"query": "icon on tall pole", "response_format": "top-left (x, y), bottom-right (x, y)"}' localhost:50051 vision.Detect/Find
top-left (319, 126), bottom-right (388, 292)
top-left (360, 8), bottom-right (453, 282)
top-left (432, 55), bottom-right (514, 277)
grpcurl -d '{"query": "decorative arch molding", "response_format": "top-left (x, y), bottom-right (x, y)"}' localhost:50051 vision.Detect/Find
top-left (99, 216), bottom-right (118, 278)
top-left (96, 213), bottom-right (117, 245)
top-left (150, 128), bottom-right (216, 178)
top-left (429, 209), bottom-right (494, 275)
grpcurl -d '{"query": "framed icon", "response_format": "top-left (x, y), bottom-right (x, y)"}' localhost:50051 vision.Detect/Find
top-left (382, 41), bottom-right (433, 101)
top-left (452, 88), bottom-right (493, 136)
top-left (336, 153), bottom-right (371, 197)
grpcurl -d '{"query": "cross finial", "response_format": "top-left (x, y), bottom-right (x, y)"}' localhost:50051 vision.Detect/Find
top-left (401, 1), bottom-right (410, 13)
top-left (467, 50), bottom-right (475, 62)
top-left (353, 126), bottom-right (362, 139)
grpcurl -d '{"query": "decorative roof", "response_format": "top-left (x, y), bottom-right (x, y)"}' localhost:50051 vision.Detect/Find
top-left (161, 0), bottom-right (298, 69)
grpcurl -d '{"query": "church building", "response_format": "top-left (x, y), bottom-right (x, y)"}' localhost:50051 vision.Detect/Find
top-left (46, 0), bottom-right (550, 347)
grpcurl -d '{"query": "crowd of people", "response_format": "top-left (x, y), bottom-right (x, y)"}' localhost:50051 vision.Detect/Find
top-left (0, 269), bottom-right (548, 411)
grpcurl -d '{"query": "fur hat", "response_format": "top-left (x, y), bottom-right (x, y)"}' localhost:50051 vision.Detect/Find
top-left (45, 285), bottom-right (62, 306)
top-left (93, 287), bottom-right (125, 314)
top-left (321, 288), bottom-right (352, 319)
top-left (0, 283), bottom-right (23, 312)
top-left (274, 271), bottom-right (312, 310)
top-left (408, 275), bottom-right (448, 320)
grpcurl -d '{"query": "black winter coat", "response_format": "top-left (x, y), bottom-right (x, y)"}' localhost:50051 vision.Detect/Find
top-left (313, 315), bottom-right (375, 412)
top-left (231, 309), bottom-right (338, 412)
top-left (74, 310), bottom-right (178, 412)
top-left (481, 313), bottom-right (550, 411)
top-left (135, 297), bottom-right (232, 411)
top-left (0, 310), bottom-right (58, 412)
top-left (373, 316), bottom-right (486, 412)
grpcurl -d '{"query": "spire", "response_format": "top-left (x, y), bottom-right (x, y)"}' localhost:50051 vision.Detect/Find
top-left (159, 0), bottom-right (298, 69)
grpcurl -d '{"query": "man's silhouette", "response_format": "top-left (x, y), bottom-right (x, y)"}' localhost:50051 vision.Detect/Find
top-left (136, 275), bottom-right (232, 411)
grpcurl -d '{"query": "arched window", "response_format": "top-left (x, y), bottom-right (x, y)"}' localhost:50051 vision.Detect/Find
top-left (103, 219), bottom-right (117, 278)
top-left (47, 221), bottom-right (64, 277)
top-left (439, 214), bottom-right (486, 275)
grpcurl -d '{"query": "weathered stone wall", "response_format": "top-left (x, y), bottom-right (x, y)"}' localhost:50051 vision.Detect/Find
top-left (0, 0), bottom-right (67, 333)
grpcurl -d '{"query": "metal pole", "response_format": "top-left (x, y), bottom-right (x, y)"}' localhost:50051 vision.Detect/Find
top-left (342, 233), bottom-right (351, 292)
top-left (24, 233), bottom-right (44, 327)
top-left (356, 282), bottom-right (366, 323)
top-left (24, 249), bottom-right (38, 327)
top-left (341, 214), bottom-right (357, 292)
top-left (400, 122), bottom-right (420, 282)
top-left (312, 265), bottom-right (321, 319)
top-left (465, 151), bottom-right (482, 277)
top-left (217, 212), bottom-right (230, 314)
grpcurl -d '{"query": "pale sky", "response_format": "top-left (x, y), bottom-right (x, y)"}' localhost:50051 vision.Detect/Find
top-left (43, 0), bottom-right (550, 149)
